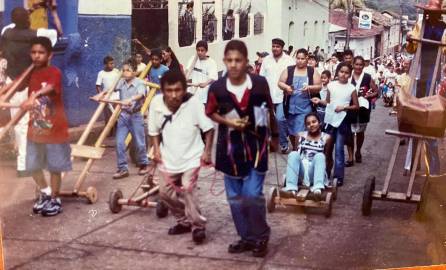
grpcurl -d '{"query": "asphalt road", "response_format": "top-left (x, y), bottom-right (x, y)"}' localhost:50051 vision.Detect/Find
top-left (0, 101), bottom-right (437, 270)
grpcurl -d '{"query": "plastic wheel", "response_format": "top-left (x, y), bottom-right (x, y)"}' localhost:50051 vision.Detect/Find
top-left (86, 186), bottom-right (98, 204)
top-left (361, 176), bottom-right (375, 216)
top-left (325, 193), bottom-right (333, 218)
top-left (156, 200), bottom-right (169, 218)
top-left (332, 178), bottom-right (338, 201)
top-left (267, 187), bottom-right (277, 213)
top-left (109, 189), bottom-right (123, 213)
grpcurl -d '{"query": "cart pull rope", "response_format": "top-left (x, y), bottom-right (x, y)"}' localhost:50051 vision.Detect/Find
top-left (0, 223), bottom-right (4, 270)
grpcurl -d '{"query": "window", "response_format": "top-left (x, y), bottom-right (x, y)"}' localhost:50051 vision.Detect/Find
top-left (254, 12), bottom-right (264, 35)
top-left (178, 1), bottom-right (196, 47)
top-left (239, 10), bottom-right (250, 38)
top-left (202, 2), bottom-right (217, 43)
top-left (303, 21), bottom-right (308, 37)
top-left (223, 9), bottom-right (235, 40)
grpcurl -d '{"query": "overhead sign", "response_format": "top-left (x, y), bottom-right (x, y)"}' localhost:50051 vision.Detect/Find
top-left (359, 11), bottom-right (373, 30)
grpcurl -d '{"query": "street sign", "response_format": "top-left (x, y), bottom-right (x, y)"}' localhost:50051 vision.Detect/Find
top-left (359, 11), bottom-right (373, 30)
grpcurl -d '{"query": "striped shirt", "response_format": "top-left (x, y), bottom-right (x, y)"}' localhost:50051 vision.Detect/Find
top-left (298, 132), bottom-right (328, 161)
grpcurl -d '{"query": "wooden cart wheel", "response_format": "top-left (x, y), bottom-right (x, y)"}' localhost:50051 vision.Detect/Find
top-left (86, 186), bottom-right (98, 204)
top-left (361, 176), bottom-right (375, 216)
top-left (109, 189), bottom-right (123, 213)
top-left (332, 178), bottom-right (338, 201)
top-left (325, 193), bottom-right (333, 218)
top-left (267, 187), bottom-right (277, 213)
top-left (156, 200), bottom-right (169, 218)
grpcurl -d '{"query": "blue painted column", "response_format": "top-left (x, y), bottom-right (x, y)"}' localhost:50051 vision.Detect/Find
top-left (4, 0), bottom-right (24, 25)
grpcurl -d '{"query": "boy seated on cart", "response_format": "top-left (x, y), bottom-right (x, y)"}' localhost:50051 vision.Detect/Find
top-left (282, 112), bottom-right (332, 201)
top-left (149, 70), bottom-right (214, 244)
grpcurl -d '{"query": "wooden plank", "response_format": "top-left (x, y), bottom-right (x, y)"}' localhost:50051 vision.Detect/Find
top-left (382, 138), bottom-right (401, 196)
top-left (71, 144), bottom-right (105, 159)
top-left (385, 130), bottom-right (443, 140)
top-left (407, 141), bottom-right (422, 199)
top-left (296, 189), bottom-right (309, 202)
top-left (428, 47), bottom-right (443, 96)
top-left (372, 191), bottom-right (421, 203)
top-left (410, 38), bottom-right (446, 47)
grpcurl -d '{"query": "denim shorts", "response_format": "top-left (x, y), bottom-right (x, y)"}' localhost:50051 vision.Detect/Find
top-left (26, 141), bottom-right (72, 173)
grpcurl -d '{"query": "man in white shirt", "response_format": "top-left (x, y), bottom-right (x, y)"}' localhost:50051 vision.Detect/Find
top-left (384, 63), bottom-right (397, 86)
top-left (259, 38), bottom-right (294, 153)
top-left (149, 70), bottom-right (214, 245)
top-left (186, 40), bottom-right (218, 104)
top-left (363, 56), bottom-right (376, 79)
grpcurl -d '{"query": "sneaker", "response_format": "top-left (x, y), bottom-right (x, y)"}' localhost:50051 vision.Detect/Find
top-left (313, 189), bottom-right (322, 202)
top-left (228, 239), bottom-right (255, 254)
top-left (113, 170), bottom-right (129, 179)
top-left (344, 160), bottom-right (354, 167)
top-left (192, 228), bottom-right (206, 244)
top-left (33, 193), bottom-right (51, 214)
top-left (335, 178), bottom-right (344, 187)
top-left (41, 198), bottom-right (63, 217)
top-left (168, 224), bottom-right (192, 235)
top-left (252, 240), bottom-right (268, 257)
top-left (280, 145), bottom-right (289, 154)
top-left (138, 165), bottom-right (149, 176)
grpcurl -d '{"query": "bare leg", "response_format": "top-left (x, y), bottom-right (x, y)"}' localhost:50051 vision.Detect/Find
top-left (32, 170), bottom-right (48, 190)
top-left (356, 132), bottom-right (365, 157)
top-left (50, 172), bottom-right (62, 198)
top-left (346, 134), bottom-right (354, 163)
top-left (289, 135), bottom-right (297, 151)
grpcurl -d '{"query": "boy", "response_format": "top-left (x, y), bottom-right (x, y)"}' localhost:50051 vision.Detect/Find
top-left (149, 70), bottom-right (214, 244)
top-left (147, 49), bottom-right (169, 85)
top-left (93, 59), bottom-right (149, 179)
top-left (206, 40), bottom-right (278, 257)
top-left (186, 40), bottom-right (218, 104)
top-left (96, 56), bottom-right (120, 129)
top-left (20, 37), bottom-right (71, 216)
top-left (135, 53), bottom-right (147, 77)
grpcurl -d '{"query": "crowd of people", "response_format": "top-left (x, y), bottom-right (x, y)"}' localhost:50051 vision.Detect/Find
top-left (0, 3), bottom-right (436, 260)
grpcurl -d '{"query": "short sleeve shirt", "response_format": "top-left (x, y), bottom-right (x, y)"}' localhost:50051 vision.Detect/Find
top-left (28, 66), bottom-right (70, 144)
top-left (187, 56), bottom-right (218, 103)
top-left (96, 69), bottom-right (120, 99)
top-left (115, 78), bottom-right (147, 113)
top-left (147, 65), bottom-right (169, 85)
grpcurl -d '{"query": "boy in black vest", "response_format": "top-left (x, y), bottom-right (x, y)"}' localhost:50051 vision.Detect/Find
top-left (205, 40), bottom-right (278, 257)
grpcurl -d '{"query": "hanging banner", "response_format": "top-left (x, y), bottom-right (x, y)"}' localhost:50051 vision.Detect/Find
top-left (359, 11), bottom-right (373, 30)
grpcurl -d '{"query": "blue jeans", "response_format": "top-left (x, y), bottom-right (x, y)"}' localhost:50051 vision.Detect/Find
top-left (327, 122), bottom-right (348, 180)
top-left (284, 152), bottom-right (326, 192)
top-left (275, 103), bottom-right (289, 148)
top-left (427, 139), bottom-right (440, 175)
top-left (116, 113), bottom-right (149, 171)
top-left (224, 169), bottom-right (270, 244)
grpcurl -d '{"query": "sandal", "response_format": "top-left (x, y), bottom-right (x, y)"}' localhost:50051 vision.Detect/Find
top-left (344, 160), bottom-right (354, 167)
top-left (355, 153), bottom-right (362, 163)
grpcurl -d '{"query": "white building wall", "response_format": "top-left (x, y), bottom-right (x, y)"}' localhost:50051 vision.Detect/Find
top-left (278, 0), bottom-right (329, 51)
top-left (78, 0), bottom-right (131, 15)
top-left (349, 37), bottom-right (375, 59)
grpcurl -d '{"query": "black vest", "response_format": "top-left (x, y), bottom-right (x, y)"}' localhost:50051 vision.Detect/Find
top-left (348, 73), bottom-right (372, 124)
top-left (283, 66), bottom-right (315, 117)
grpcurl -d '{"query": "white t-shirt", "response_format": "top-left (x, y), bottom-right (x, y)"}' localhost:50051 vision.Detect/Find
top-left (96, 68), bottom-right (121, 100)
top-left (226, 75), bottom-right (252, 102)
top-left (137, 63), bottom-right (147, 74)
top-left (259, 53), bottom-right (295, 104)
top-left (364, 65), bottom-right (376, 79)
top-left (187, 56), bottom-right (218, 104)
top-left (148, 94), bottom-right (214, 173)
top-left (327, 81), bottom-right (355, 107)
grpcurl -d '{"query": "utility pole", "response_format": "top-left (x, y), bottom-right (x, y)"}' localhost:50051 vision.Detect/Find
top-left (345, 0), bottom-right (353, 50)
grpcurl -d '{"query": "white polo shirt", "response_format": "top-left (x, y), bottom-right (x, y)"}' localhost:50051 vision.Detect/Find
top-left (186, 56), bottom-right (218, 104)
top-left (259, 53), bottom-right (295, 104)
top-left (96, 68), bottom-right (120, 100)
top-left (148, 94), bottom-right (214, 173)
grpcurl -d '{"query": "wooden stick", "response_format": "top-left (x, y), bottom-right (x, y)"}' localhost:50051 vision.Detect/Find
top-left (0, 107), bottom-right (26, 141)
top-left (139, 62), bottom-right (152, 80)
top-left (96, 98), bottom-right (130, 106)
top-left (428, 47), bottom-right (442, 96)
top-left (186, 55), bottom-right (198, 81)
top-left (0, 65), bottom-right (34, 103)
top-left (410, 38), bottom-right (446, 47)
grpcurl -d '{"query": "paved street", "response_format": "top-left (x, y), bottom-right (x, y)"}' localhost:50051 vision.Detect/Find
top-left (0, 101), bottom-right (439, 270)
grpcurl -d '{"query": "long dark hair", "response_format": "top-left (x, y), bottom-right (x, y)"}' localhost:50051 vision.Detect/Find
top-left (162, 47), bottom-right (180, 67)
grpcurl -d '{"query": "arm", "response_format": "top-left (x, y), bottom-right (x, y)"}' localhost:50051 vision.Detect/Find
top-left (50, 1), bottom-right (63, 36)
top-left (324, 135), bottom-right (333, 157)
top-left (335, 91), bottom-right (359, 113)
top-left (306, 70), bottom-right (322, 94)
top-left (311, 89), bottom-right (330, 106)
top-left (201, 128), bottom-right (214, 165)
top-left (95, 85), bottom-right (102, 94)
top-left (278, 68), bottom-right (293, 95)
top-left (150, 135), bottom-right (162, 163)
top-left (20, 83), bottom-right (56, 110)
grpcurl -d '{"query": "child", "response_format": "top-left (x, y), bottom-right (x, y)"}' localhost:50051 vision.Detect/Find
top-left (149, 70), bottom-right (214, 244)
top-left (186, 40), bottom-right (218, 104)
top-left (206, 40), bottom-right (278, 257)
top-left (312, 62), bottom-right (358, 185)
top-left (147, 49), bottom-right (169, 85)
top-left (317, 70), bottom-right (331, 127)
top-left (20, 37), bottom-right (71, 216)
top-left (283, 112), bottom-right (332, 200)
top-left (135, 53), bottom-right (146, 77)
top-left (93, 59), bottom-right (149, 179)
top-left (96, 56), bottom-right (121, 128)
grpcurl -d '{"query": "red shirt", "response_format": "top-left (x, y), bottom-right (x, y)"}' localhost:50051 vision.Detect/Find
top-left (27, 66), bottom-right (69, 143)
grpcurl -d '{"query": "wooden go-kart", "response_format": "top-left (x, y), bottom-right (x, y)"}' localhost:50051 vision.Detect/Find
top-left (267, 175), bottom-right (337, 218)
top-left (108, 164), bottom-right (168, 218)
